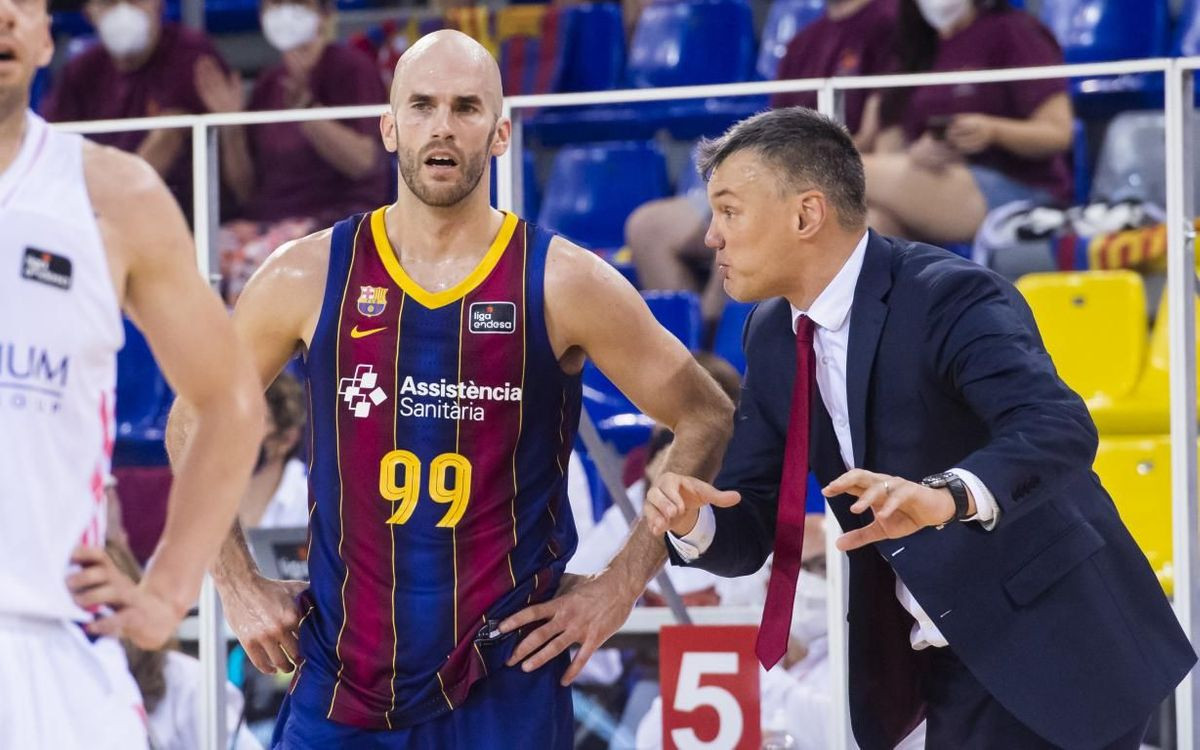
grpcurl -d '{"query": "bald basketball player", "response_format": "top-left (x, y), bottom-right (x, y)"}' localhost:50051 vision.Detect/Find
top-left (0, 0), bottom-right (263, 746)
top-left (166, 30), bottom-right (733, 748)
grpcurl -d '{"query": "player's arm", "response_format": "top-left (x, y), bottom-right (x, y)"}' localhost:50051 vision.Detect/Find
top-left (165, 230), bottom-right (328, 673)
top-left (501, 238), bottom-right (735, 684)
top-left (72, 143), bottom-right (264, 648)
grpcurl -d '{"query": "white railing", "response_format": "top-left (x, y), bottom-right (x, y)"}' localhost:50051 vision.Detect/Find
top-left (55, 56), bottom-right (1200, 750)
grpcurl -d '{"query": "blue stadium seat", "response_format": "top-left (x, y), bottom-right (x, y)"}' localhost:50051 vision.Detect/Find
top-left (537, 140), bottom-right (669, 251)
top-left (755, 0), bottom-right (825, 81)
top-left (558, 3), bottom-right (625, 93)
top-left (644, 290), bottom-right (703, 349)
top-left (114, 318), bottom-right (171, 466)
top-left (490, 150), bottom-right (541, 221)
top-left (1039, 0), bottom-right (1168, 118)
top-left (712, 300), bottom-right (754, 375)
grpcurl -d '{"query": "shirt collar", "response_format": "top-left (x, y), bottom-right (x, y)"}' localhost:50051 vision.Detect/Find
top-left (791, 230), bottom-right (870, 334)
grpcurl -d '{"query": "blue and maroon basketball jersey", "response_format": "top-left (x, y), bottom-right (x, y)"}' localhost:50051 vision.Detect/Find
top-left (291, 208), bottom-right (582, 729)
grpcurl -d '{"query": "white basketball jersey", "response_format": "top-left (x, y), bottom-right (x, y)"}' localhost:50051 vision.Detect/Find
top-left (0, 112), bottom-right (123, 620)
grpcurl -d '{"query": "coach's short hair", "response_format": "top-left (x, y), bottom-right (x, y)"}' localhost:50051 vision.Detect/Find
top-left (696, 107), bottom-right (867, 230)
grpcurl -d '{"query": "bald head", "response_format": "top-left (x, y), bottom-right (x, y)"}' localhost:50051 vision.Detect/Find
top-left (391, 30), bottom-right (503, 116)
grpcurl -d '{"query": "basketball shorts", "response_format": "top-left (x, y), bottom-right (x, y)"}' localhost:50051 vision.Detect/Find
top-left (271, 651), bottom-right (574, 749)
top-left (0, 613), bottom-right (147, 749)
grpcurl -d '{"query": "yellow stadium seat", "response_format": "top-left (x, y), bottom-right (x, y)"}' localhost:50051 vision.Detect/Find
top-left (1092, 436), bottom-right (1177, 596)
top-left (1087, 287), bottom-right (1200, 434)
top-left (1017, 271), bottom-right (1147, 402)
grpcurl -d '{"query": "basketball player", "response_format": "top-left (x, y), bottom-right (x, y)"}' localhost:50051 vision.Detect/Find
top-left (165, 29), bottom-right (734, 747)
top-left (0, 0), bottom-right (264, 746)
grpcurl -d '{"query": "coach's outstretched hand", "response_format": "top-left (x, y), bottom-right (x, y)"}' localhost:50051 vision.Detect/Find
top-left (643, 471), bottom-right (742, 537)
top-left (499, 572), bottom-right (638, 686)
top-left (220, 573), bottom-right (308, 674)
top-left (67, 545), bottom-right (188, 650)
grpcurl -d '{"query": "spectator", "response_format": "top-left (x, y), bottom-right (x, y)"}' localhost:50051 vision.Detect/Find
top-left (863, 0), bottom-right (1073, 244)
top-left (41, 0), bottom-right (230, 215)
top-left (196, 0), bottom-right (390, 302)
top-left (625, 0), bottom-right (896, 330)
top-left (104, 540), bottom-right (263, 750)
top-left (239, 372), bottom-right (309, 530)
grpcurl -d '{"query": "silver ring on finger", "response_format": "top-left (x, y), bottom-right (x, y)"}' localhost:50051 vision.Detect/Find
top-left (883, 480), bottom-right (891, 495)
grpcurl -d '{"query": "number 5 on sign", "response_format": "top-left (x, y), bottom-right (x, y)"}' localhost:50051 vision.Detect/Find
top-left (660, 625), bottom-right (760, 750)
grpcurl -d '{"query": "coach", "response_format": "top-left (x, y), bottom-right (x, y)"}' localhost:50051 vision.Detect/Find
top-left (644, 107), bottom-right (1196, 749)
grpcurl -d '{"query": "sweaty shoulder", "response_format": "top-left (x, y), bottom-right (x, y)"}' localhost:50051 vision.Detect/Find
top-left (236, 226), bottom-right (332, 348)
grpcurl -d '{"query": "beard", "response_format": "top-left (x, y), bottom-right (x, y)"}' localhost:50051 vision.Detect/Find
top-left (397, 128), bottom-right (493, 208)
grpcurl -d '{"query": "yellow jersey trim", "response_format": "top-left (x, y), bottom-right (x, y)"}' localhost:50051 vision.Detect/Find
top-left (370, 207), bottom-right (518, 310)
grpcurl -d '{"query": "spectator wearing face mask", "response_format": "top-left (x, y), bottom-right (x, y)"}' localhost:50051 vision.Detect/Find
top-left (862, 0), bottom-right (1073, 245)
top-left (41, 0), bottom-right (231, 216)
top-left (195, 0), bottom-right (389, 303)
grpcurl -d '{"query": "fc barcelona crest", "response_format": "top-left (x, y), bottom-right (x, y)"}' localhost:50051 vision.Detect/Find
top-left (357, 286), bottom-right (388, 317)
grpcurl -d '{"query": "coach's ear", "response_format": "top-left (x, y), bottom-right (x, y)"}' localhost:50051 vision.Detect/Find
top-left (794, 188), bottom-right (828, 241)
top-left (380, 110), bottom-right (398, 154)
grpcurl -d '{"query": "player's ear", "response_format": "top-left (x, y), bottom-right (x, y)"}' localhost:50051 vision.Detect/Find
top-left (380, 110), bottom-right (398, 154)
top-left (489, 116), bottom-right (511, 158)
top-left (36, 16), bottom-right (54, 68)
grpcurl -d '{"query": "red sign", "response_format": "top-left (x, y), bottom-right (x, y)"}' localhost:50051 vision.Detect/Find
top-left (659, 625), bottom-right (761, 750)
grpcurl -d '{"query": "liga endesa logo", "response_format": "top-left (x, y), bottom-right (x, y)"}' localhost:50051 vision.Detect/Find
top-left (469, 302), bottom-right (516, 334)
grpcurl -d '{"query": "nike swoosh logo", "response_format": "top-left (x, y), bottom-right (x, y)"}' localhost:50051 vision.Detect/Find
top-left (350, 325), bottom-right (387, 339)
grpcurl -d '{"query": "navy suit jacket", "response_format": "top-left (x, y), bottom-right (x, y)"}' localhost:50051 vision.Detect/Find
top-left (671, 232), bottom-right (1195, 749)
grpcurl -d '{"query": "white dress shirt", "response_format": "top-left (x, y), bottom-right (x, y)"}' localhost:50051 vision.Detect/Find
top-left (670, 231), bottom-right (999, 649)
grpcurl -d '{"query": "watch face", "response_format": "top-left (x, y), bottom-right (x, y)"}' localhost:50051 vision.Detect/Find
top-left (924, 472), bottom-right (952, 488)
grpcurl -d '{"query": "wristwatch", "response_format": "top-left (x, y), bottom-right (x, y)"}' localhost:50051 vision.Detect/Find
top-left (921, 471), bottom-right (970, 529)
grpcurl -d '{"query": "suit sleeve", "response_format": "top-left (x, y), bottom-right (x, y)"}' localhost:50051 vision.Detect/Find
top-left (667, 306), bottom-right (785, 577)
top-left (927, 264), bottom-right (1098, 525)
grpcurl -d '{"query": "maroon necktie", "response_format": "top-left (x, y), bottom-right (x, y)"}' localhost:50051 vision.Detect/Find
top-left (755, 314), bottom-right (816, 669)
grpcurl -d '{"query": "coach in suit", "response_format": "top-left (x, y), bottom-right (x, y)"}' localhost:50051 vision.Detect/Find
top-left (644, 107), bottom-right (1196, 749)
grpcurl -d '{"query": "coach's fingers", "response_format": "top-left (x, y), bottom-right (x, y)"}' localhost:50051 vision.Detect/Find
top-left (823, 469), bottom-right (884, 498)
top-left (678, 478), bottom-right (740, 509)
top-left (836, 522), bottom-right (887, 552)
top-left (498, 601), bottom-right (552, 636)
top-left (561, 641), bottom-right (599, 686)
top-left (850, 482), bottom-right (891, 515)
top-left (506, 618), bottom-right (562, 668)
top-left (85, 610), bottom-right (126, 639)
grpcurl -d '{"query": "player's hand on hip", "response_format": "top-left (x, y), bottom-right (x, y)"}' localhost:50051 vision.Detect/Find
top-left (643, 471), bottom-right (741, 537)
top-left (499, 572), bottom-right (636, 686)
top-left (219, 573), bottom-right (308, 674)
top-left (67, 545), bottom-right (185, 650)
top-left (822, 469), bottom-right (956, 552)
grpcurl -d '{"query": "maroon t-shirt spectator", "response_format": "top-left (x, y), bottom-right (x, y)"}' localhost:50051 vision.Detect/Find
top-left (242, 43), bottom-right (389, 224)
top-left (900, 10), bottom-right (1071, 203)
top-left (769, 0), bottom-right (896, 134)
top-left (42, 23), bottom-right (222, 215)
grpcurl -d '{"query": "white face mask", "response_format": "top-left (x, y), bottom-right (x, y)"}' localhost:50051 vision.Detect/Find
top-left (915, 0), bottom-right (973, 33)
top-left (788, 570), bottom-right (828, 646)
top-left (261, 4), bottom-right (321, 52)
top-left (97, 3), bottom-right (153, 58)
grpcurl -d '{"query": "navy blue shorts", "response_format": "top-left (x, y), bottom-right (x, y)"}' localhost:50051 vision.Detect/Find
top-left (270, 652), bottom-right (574, 749)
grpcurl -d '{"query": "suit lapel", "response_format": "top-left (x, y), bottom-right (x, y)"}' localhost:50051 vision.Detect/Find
top-left (846, 231), bottom-right (893, 469)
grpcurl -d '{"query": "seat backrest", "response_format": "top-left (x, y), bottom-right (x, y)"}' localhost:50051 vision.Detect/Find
top-left (1015, 270), bottom-right (1147, 401)
top-left (116, 318), bottom-right (170, 431)
top-left (712, 301), bottom-right (755, 374)
top-left (626, 0), bottom-right (755, 88)
top-left (755, 0), bottom-right (825, 80)
top-left (1177, 0), bottom-right (1200, 55)
top-left (537, 140), bottom-right (670, 250)
top-left (644, 291), bottom-right (703, 350)
top-left (558, 3), bottom-right (626, 92)
top-left (1091, 436), bottom-right (1173, 595)
top-left (1039, 0), bottom-right (1167, 63)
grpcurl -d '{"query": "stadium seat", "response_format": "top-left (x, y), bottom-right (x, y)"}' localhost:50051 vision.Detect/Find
top-left (1091, 436), bottom-right (1176, 595)
top-left (1176, 0), bottom-right (1200, 55)
top-left (1015, 270), bottom-right (1147, 403)
top-left (712, 301), bottom-right (755, 375)
top-left (1088, 288), bottom-right (1200, 434)
top-left (1039, 0), bottom-right (1168, 118)
top-left (629, 0), bottom-right (762, 139)
top-left (644, 290), bottom-right (703, 349)
top-left (114, 318), bottom-right (171, 466)
top-left (490, 150), bottom-right (541, 221)
top-left (537, 140), bottom-right (669, 251)
top-left (755, 0), bottom-right (825, 81)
